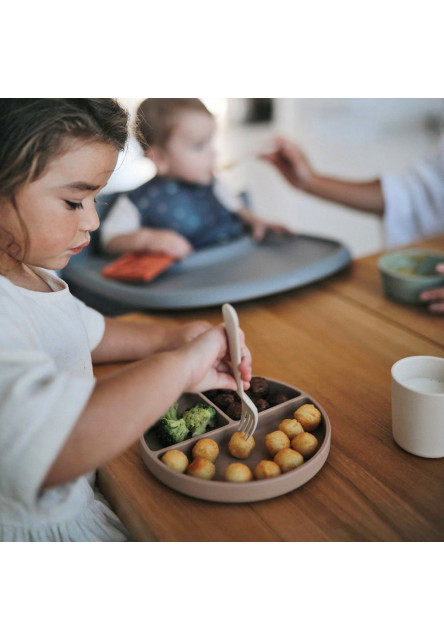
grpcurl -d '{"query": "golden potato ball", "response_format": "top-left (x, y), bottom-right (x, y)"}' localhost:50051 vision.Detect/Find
top-left (224, 463), bottom-right (253, 483)
top-left (228, 431), bottom-right (256, 459)
top-left (273, 448), bottom-right (304, 473)
top-left (186, 457), bottom-right (216, 480)
top-left (265, 430), bottom-right (290, 457)
top-left (254, 460), bottom-right (281, 480)
top-left (291, 432), bottom-right (319, 459)
top-left (191, 438), bottom-right (219, 462)
top-left (278, 418), bottom-right (304, 440)
top-left (161, 449), bottom-right (189, 473)
top-left (293, 404), bottom-right (322, 432)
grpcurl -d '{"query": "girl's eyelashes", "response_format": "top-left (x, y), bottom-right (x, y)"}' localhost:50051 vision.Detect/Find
top-left (65, 200), bottom-right (83, 210)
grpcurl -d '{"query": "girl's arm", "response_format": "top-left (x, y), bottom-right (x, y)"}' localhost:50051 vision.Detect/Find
top-left (262, 137), bottom-right (385, 216)
top-left (91, 317), bottom-right (211, 364)
top-left (43, 326), bottom-right (252, 487)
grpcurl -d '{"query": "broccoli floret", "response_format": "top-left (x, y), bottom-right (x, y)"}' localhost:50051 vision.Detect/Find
top-left (164, 402), bottom-right (179, 421)
top-left (156, 418), bottom-right (189, 447)
top-left (182, 403), bottom-right (217, 437)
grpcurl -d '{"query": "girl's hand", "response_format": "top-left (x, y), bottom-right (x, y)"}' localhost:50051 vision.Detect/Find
top-left (141, 228), bottom-right (193, 259)
top-left (182, 325), bottom-right (252, 393)
top-left (261, 136), bottom-right (315, 190)
top-left (166, 321), bottom-right (212, 349)
top-left (420, 263), bottom-right (444, 313)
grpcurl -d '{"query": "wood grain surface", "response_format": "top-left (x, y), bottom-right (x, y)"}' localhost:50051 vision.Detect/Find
top-left (95, 237), bottom-right (444, 541)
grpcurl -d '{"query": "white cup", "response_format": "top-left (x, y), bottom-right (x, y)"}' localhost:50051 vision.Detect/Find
top-left (391, 356), bottom-right (444, 458)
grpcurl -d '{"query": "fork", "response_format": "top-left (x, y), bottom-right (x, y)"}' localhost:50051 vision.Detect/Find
top-left (222, 303), bottom-right (258, 440)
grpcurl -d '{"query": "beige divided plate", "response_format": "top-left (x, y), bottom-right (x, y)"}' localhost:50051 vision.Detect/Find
top-left (139, 378), bottom-right (331, 503)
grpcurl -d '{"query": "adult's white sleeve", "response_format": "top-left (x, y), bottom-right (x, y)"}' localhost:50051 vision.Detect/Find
top-left (100, 195), bottom-right (142, 248)
top-left (381, 145), bottom-right (444, 247)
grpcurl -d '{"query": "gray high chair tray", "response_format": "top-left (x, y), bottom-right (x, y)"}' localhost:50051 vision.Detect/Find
top-left (63, 232), bottom-right (351, 310)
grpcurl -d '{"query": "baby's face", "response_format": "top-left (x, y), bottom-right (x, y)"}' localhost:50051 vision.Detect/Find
top-left (160, 111), bottom-right (216, 184)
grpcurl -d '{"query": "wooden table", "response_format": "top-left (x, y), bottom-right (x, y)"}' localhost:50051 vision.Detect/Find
top-left (95, 237), bottom-right (444, 541)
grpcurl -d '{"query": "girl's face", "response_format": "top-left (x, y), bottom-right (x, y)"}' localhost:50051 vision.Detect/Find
top-left (154, 111), bottom-right (216, 184)
top-left (4, 140), bottom-right (118, 270)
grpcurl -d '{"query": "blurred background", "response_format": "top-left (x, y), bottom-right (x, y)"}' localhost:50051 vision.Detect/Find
top-left (107, 99), bottom-right (443, 258)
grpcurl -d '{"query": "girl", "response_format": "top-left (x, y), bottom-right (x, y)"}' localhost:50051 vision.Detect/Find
top-left (0, 99), bottom-right (252, 542)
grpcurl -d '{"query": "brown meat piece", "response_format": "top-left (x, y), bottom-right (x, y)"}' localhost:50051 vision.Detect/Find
top-left (225, 401), bottom-right (242, 420)
top-left (249, 376), bottom-right (269, 397)
top-left (268, 391), bottom-right (290, 406)
top-left (214, 392), bottom-right (236, 410)
top-left (254, 398), bottom-right (270, 412)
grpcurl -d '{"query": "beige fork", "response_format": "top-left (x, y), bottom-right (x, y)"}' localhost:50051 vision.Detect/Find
top-left (222, 303), bottom-right (258, 440)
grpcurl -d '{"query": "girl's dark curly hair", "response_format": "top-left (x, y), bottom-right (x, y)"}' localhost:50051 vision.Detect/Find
top-left (0, 99), bottom-right (129, 199)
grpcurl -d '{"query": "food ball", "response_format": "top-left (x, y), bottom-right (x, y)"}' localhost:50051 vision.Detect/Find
top-left (249, 376), bottom-right (269, 397)
top-left (225, 401), bottom-right (242, 420)
top-left (224, 463), bottom-right (253, 483)
top-left (214, 392), bottom-right (236, 410)
top-left (191, 438), bottom-right (219, 462)
top-left (264, 430), bottom-right (290, 457)
top-left (278, 418), bottom-right (304, 440)
top-left (268, 391), bottom-right (290, 406)
top-left (186, 457), bottom-right (216, 480)
top-left (273, 448), bottom-right (304, 473)
top-left (294, 404), bottom-right (322, 432)
top-left (254, 460), bottom-right (281, 480)
top-left (161, 449), bottom-right (189, 473)
top-left (228, 431), bottom-right (256, 459)
top-left (291, 432), bottom-right (318, 459)
top-left (253, 398), bottom-right (270, 412)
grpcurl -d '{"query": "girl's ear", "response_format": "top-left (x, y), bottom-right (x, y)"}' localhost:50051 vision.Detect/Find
top-left (145, 145), bottom-right (170, 175)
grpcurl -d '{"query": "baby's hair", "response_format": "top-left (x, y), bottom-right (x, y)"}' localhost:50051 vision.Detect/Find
top-left (0, 99), bottom-right (129, 262)
top-left (136, 98), bottom-right (212, 150)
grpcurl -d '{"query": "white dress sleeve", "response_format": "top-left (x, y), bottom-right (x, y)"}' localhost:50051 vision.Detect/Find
top-left (0, 315), bottom-right (95, 507)
top-left (72, 297), bottom-right (105, 351)
top-left (381, 140), bottom-right (444, 247)
top-left (100, 195), bottom-right (142, 249)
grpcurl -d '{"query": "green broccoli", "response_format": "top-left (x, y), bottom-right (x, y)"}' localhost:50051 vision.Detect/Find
top-left (164, 402), bottom-right (179, 421)
top-left (182, 403), bottom-right (217, 437)
top-left (156, 417), bottom-right (189, 447)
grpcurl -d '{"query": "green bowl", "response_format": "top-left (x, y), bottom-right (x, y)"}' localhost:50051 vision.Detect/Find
top-left (378, 249), bottom-right (444, 305)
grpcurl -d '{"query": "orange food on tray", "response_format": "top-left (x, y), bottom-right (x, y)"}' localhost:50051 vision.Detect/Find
top-left (102, 252), bottom-right (175, 282)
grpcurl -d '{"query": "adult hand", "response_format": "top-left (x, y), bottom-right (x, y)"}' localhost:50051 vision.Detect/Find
top-left (260, 136), bottom-right (315, 190)
top-left (420, 263), bottom-right (444, 313)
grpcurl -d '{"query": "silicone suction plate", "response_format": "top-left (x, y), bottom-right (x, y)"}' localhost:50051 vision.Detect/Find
top-left (139, 378), bottom-right (331, 503)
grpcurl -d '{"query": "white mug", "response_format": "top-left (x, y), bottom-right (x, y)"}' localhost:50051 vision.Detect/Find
top-left (391, 356), bottom-right (444, 458)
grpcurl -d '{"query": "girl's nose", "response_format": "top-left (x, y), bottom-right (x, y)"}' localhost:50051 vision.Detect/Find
top-left (81, 201), bottom-right (100, 232)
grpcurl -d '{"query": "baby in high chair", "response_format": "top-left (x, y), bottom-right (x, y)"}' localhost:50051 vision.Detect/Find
top-left (100, 98), bottom-right (286, 259)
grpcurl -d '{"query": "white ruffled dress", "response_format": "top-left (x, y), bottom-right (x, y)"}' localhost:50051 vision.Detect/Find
top-left (0, 269), bottom-right (129, 542)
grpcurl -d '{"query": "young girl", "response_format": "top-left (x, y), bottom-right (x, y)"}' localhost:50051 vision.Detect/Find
top-left (0, 99), bottom-right (252, 542)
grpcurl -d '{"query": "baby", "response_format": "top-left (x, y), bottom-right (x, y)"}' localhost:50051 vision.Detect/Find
top-left (101, 98), bottom-right (283, 258)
